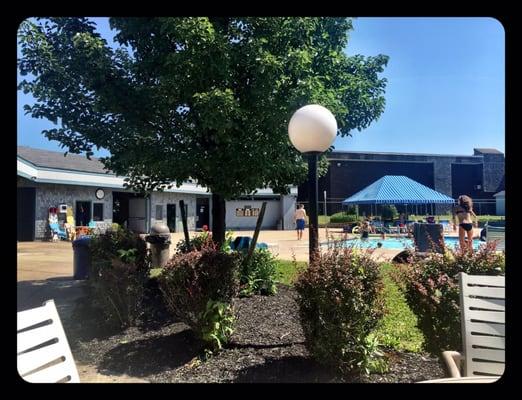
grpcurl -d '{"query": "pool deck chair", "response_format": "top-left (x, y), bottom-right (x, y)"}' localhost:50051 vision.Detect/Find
top-left (441, 272), bottom-right (505, 380)
top-left (486, 225), bottom-right (505, 252)
top-left (17, 300), bottom-right (80, 383)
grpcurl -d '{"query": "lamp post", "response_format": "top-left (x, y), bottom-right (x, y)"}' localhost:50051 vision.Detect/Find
top-left (288, 104), bottom-right (337, 262)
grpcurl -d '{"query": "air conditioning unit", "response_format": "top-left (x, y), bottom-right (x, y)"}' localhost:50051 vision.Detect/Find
top-left (474, 185), bottom-right (482, 190)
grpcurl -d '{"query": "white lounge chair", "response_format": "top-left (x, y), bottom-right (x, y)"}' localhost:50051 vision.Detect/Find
top-left (17, 300), bottom-right (80, 383)
top-left (441, 272), bottom-right (505, 380)
top-left (486, 225), bottom-right (505, 252)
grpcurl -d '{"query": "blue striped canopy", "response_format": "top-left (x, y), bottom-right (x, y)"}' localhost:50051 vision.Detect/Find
top-left (342, 176), bottom-right (455, 205)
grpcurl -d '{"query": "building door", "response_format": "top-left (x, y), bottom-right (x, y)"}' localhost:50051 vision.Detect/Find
top-left (75, 201), bottom-right (92, 226)
top-left (17, 187), bottom-right (35, 241)
top-left (128, 198), bottom-right (147, 233)
top-left (196, 197), bottom-right (209, 230)
top-left (166, 204), bottom-right (176, 232)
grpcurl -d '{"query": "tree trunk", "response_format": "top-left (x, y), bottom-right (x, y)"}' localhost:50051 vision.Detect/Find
top-left (211, 193), bottom-right (226, 246)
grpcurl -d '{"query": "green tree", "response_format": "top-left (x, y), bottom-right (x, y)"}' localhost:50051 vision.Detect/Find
top-left (18, 17), bottom-right (388, 244)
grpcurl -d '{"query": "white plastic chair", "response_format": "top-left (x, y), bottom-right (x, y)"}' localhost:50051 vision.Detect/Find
top-left (17, 300), bottom-right (80, 383)
top-left (442, 272), bottom-right (505, 379)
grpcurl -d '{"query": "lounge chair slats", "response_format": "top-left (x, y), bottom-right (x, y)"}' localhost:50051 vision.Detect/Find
top-left (468, 361), bottom-right (505, 377)
top-left (17, 300), bottom-right (80, 383)
top-left (463, 286), bottom-right (505, 299)
top-left (469, 348), bottom-right (505, 363)
top-left (17, 324), bottom-right (59, 354)
top-left (17, 341), bottom-right (64, 376)
top-left (466, 297), bottom-right (505, 311)
top-left (464, 275), bottom-right (505, 287)
top-left (468, 321), bottom-right (505, 337)
top-left (21, 359), bottom-right (75, 383)
top-left (460, 273), bottom-right (505, 377)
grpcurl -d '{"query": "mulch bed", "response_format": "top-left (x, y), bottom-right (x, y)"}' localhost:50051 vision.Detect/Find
top-left (66, 284), bottom-right (446, 383)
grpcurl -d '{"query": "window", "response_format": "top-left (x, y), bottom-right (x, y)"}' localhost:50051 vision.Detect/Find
top-left (93, 203), bottom-right (104, 221)
top-left (156, 205), bottom-right (163, 220)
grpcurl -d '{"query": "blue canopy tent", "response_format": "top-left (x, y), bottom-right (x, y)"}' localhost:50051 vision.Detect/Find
top-left (342, 175), bottom-right (454, 217)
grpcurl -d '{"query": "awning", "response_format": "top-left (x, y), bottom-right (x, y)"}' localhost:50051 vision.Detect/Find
top-left (342, 175), bottom-right (455, 205)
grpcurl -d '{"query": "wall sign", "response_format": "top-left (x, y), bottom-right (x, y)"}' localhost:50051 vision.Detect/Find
top-left (95, 188), bottom-right (105, 200)
top-left (236, 206), bottom-right (260, 217)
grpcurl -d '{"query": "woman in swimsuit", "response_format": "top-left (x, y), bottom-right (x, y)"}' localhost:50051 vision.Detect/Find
top-left (452, 195), bottom-right (478, 252)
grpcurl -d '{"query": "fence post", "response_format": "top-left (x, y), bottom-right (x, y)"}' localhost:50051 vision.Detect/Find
top-left (244, 201), bottom-right (267, 267)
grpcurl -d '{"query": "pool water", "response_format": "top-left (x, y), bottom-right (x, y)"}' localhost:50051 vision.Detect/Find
top-left (327, 236), bottom-right (482, 250)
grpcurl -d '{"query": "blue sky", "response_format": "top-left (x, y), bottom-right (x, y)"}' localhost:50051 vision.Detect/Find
top-left (17, 17), bottom-right (505, 157)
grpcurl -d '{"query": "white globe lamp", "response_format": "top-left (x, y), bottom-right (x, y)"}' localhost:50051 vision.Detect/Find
top-left (288, 104), bottom-right (338, 260)
top-left (288, 104), bottom-right (337, 153)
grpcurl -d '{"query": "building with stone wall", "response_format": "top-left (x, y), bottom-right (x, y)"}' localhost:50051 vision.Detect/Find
top-left (298, 148), bottom-right (505, 216)
top-left (17, 146), bottom-right (296, 241)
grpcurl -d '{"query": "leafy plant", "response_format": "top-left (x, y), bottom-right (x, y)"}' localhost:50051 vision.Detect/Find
top-left (199, 300), bottom-right (235, 352)
top-left (89, 226), bottom-right (150, 328)
top-left (392, 242), bottom-right (505, 354)
top-left (355, 333), bottom-right (389, 375)
top-left (294, 244), bottom-right (386, 375)
top-left (157, 241), bottom-right (240, 350)
top-left (239, 248), bottom-right (279, 296)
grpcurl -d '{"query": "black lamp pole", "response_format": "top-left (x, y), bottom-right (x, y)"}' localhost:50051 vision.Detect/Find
top-left (307, 152), bottom-right (320, 260)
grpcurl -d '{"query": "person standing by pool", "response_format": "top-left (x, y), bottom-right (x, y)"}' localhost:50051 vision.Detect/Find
top-left (294, 204), bottom-right (307, 240)
top-left (453, 195), bottom-right (478, 252)
top-left (361, 220), bottom-right (370, 240)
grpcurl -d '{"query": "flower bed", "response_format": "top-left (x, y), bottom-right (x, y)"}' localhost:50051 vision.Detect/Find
top-left (66, 284), bottom-right (445, 383)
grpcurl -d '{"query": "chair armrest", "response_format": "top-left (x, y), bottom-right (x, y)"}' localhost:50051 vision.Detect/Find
top-left (442, 351), bottom-right (463, 378)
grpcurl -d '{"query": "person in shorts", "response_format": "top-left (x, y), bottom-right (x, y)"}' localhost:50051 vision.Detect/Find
top-left (294, 204), bottom-right (307, 240)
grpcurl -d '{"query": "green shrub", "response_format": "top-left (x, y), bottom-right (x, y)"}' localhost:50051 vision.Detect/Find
top-left (380, 205), bottom-right (398, 221)
top-left (175, 231), bottom-right (213, 253)
top-left (175, 230), bottom-right (234, 253)
top-left (392, 242), bottom-right (505, 354)
top-left (294, 246), bottom-right (387, 375)
top-left (157, 242), bottom-right (240, 351)
top-left (89, 226), bottom-right (150, 329)
top-left (330, 212), bottom-right (360, 224)
top-left (239, 249), bottom-right (279, 296)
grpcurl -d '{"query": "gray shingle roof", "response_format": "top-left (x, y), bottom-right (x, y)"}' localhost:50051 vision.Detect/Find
top-left (17, 146), bottom-right (115, 175)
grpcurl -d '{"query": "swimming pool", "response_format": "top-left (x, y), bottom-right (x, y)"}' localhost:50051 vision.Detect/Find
top-left (325, 236), bottom-right (482, 250)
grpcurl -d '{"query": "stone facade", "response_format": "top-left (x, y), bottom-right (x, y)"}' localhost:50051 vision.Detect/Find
top-left (481, 153), bottom-right (505, 193)
top-left (18, 177), bottom-right (113, 240)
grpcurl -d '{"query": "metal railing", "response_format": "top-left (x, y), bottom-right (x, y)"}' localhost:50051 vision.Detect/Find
top-left (297, 199), bottom-right (500, 217)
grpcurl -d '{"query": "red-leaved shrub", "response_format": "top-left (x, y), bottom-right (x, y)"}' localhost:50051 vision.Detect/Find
top-left (295, 246), bottom-right (386, 374)
top-left (157, 241), bottom-right (240, 349)
top-left (392, 242), bottom-right (505, 354)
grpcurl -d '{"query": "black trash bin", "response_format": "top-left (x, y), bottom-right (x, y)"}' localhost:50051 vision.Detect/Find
top-left (413, 223), bottom-right (444, 253)
top-left (72, 236), bottom-right (92, 280)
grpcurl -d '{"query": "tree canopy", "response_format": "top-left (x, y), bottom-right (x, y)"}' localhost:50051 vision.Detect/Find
top-left (18, 17), bottom-right (389, 242)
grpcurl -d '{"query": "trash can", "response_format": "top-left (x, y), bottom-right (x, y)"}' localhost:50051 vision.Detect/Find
top-left (72, 236), bottom-right (92, 280)
top-left (413, 223), bottom-right (444, 253)
top-left (145, 223), bottom-right (171, 268)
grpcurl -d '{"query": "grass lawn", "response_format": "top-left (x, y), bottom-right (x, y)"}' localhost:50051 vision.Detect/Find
top-left (275, 259), bottom-right (425, 353)
top-left (373, 263), bottom-right (424, 353)
top-left (318, 215), bottom-right (330, 225)
top-left (275, 259), bottom-right (307, 285)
